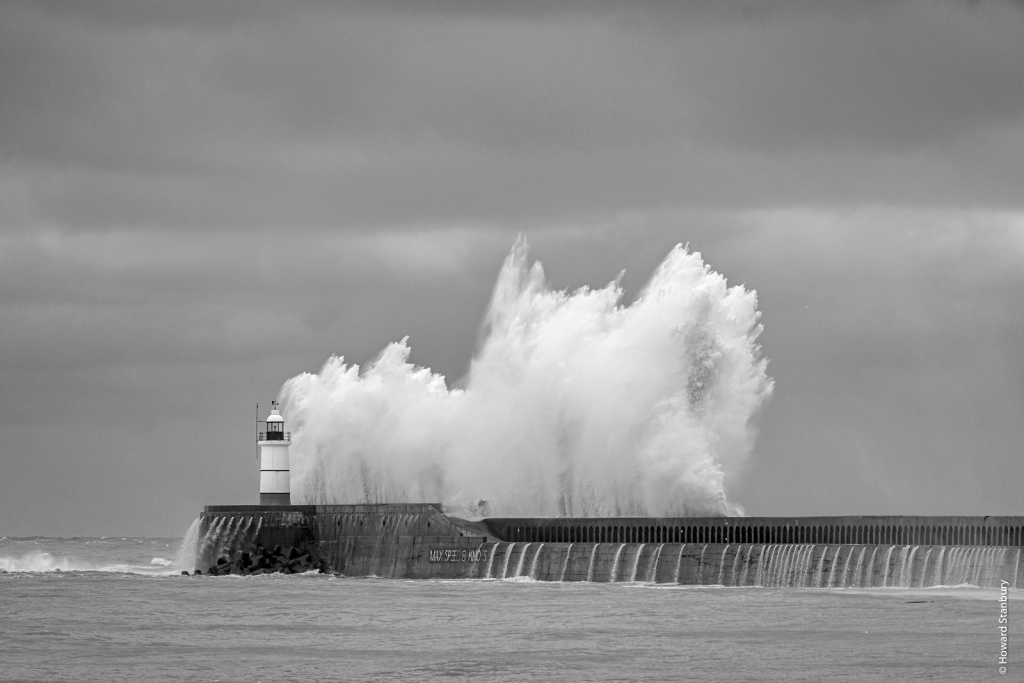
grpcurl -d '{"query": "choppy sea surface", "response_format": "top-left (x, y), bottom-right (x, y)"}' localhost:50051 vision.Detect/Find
top-left (1, 536), bottom-right (1019, 682)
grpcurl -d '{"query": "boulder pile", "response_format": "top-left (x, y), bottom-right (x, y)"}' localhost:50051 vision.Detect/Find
top-left (199, 544), bottom-right (324, 576)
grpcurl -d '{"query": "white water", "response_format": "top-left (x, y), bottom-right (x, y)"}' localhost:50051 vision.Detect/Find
top-left (559, 544), bottom-right (572, 581)
top-left (648, 544), bottom-right (664, 583)
top-left (610, 544), bottom-right (626, 582)
top-left (840, 547), bottom-right (854, 588)
top-left (484, 543), bottom-right (498, 579)
top-left (730, 544), bottom-right (742, 585)
top-left (814, 547), bottom-right (827, 588)
top-left (529, 543), bottom-right (545, 580)
top-left (587, 544), bottom-right (599, 582)
top-left (678, 543), bottom-right (1021, 589)
top-left (753, 545), bottom-right (771, 586)
top-left (826, 546), bottom-right (839, 588)
top-left (929, 546), bottom-right (945, 587)
top-left (717, 544), bottom-right (731, 585)
top-left (739, 545), bottom-right (752, 586)
top-left (629, 543), bottom-right (646, 582)
top-left (881, 546), bottom-right (896, 587)
top-left (195, 516), bottom-right (263, 569)
top-left (500, 542), bottom-right (514, 579)
top-left (173, 518), bottom-right (201, 571)
top-left (282, 238), bottom-right (772, 518)
top-left (0, 537), bottom-right (186, 575)
top-left (513, 542), bottom-right (532, 578)
top-left (770, 546), bottom-right (785, 586)
top-left (919, 547), bottom-right (932, 589)
top-left (673, 544), bottom-right (686, 584)
top-left (864, 548), bottom-right (878, 588)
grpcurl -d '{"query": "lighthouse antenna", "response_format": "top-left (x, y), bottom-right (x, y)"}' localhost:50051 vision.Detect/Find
top-left (256, 402), bottom-right (259, 461)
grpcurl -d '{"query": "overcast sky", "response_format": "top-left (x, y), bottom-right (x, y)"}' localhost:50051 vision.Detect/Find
top-left (2, 0), bottom-right (1023, 536)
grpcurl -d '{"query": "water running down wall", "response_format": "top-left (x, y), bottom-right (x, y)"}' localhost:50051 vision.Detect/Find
top-left (193, 506), bottom-right (1024, 587)
top-left (479, 541), bottom-right (1019, 588)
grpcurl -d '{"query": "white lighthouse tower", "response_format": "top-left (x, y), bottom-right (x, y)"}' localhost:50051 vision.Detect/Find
top-left (258, 400), bottom-right (291, 506)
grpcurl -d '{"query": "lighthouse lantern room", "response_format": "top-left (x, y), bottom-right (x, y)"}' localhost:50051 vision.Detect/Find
top-left (258, 400), bottom-right (291, 506)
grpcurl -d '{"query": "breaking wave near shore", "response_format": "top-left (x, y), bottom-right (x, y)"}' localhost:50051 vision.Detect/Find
top-left (0, 535), bottom-right (194, 575)
top-left (282, 238), bottom-right (773, 518)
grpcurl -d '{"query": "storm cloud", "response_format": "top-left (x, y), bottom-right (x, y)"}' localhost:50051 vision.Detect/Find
top-left (1, 0), bottom-right (1022, 535)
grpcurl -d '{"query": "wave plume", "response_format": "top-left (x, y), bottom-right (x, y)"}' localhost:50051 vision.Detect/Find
top-left (283, 239), bottom-right (773, 517)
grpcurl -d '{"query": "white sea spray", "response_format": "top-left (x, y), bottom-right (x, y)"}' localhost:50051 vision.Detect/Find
top-left (282, 238), bottom-right (773, 518)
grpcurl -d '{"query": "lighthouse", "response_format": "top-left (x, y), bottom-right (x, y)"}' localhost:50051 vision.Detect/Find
top-left (258, 400), bottom-right (291, 506)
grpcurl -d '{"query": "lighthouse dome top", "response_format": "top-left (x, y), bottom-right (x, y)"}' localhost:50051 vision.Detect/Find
top-left (266, 400), bottom-right (284, 422)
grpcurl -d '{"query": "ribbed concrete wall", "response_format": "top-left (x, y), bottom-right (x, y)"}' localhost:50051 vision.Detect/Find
top-left (485, 516), bottom-right (1024, 547)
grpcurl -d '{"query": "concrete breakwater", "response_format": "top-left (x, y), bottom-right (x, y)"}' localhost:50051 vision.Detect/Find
top-left (194, 505), bottom-right (1024, 587)
top-left (478, 541), bottom-right (1021, 588)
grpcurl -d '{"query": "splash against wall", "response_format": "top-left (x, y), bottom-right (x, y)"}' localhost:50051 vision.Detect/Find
top-left (281, 238), bottom-right (773, 518)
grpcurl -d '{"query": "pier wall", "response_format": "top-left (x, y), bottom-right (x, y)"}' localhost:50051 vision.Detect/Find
top-left (195, 506), bottom-right (1024, 587)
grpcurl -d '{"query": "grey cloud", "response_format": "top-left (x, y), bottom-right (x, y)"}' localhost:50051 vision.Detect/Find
top-left (3, 0), bottom-right (1023, 238)
top-left (34, 0), bottom-right (283, 31)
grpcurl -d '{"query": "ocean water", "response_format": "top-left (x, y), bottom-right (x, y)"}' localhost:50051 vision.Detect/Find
top-left (1, 537), bottom-right (1019, 682)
